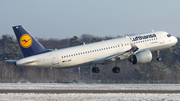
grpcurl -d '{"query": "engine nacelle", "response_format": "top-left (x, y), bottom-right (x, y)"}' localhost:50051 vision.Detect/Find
top-left (129, 49), bottom-right (152, 64)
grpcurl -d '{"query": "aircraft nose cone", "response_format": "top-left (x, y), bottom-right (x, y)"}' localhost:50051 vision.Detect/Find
top-left (174, 36), bottom-right (178, 44)
top-left (171, 36), bottom-right (178, 45)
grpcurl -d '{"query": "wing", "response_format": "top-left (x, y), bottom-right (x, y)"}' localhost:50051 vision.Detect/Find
top-left (107, 35), bottom-right (138, 60)
top-left (92, 36), bottom-right (139, 64)
top-left (106, 36), bottom-right (139, 60)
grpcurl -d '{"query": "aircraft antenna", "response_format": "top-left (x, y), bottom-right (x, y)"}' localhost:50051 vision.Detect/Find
top-left (152, 29), bottom-right (154, 32)
top-left (83, 42), bottom-right (85, 45)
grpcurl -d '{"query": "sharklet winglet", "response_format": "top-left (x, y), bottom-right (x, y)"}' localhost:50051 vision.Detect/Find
top-left (126, 35), bottom-right (139, 52)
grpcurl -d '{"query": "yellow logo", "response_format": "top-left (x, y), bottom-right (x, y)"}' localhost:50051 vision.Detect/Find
top-left (19, 34), bottom-right (33, 48)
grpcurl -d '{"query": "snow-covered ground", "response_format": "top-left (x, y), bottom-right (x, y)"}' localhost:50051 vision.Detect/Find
top-left (0, 83), bottom-right (180, 90)
top-left (0, 93), bottom-right (180, 101)
top-left (0, 83), bottom-right (180, 100)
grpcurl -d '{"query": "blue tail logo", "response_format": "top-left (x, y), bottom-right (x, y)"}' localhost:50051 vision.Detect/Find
top-left (20, 34), bottom-right (33, 48)
top-left (13, 25), bottom-right (51, 57)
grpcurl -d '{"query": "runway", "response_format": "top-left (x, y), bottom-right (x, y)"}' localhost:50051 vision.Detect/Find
top-left (0, 90), bottom-right (180, 93)
top-left (0, 84), bottom-right (180, 100)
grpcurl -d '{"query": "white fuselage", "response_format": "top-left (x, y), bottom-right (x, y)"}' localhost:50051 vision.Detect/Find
top-left (16, 31), bottom-right (177, 68)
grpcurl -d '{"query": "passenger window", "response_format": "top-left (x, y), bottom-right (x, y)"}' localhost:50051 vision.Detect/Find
top-left (64, 56), bottom-right (66, 58)
top-left (62, 56), bottom-right (63, 58)
top-left (67, 55), bottom-right (68, 57)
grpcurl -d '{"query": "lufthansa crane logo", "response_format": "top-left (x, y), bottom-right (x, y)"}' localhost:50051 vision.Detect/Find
top-left (19, 34), bottom-right (33, 48)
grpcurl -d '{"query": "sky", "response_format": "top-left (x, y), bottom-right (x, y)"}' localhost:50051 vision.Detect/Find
top-left (0, 0), bottom-right (180, 39)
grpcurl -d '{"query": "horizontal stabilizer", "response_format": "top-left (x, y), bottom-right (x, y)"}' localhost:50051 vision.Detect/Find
top-left (4, 60), bottom-right (18, 63)
top-left (23, 59), bottom-right (41, 64)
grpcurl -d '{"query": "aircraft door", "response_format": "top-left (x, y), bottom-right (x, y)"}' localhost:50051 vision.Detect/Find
top-left (120, 43), bottom-right (124, 52)
top-left (158, 34), bottom-right (164, 44)
top-left (52, 54), bottom-right (59, 65)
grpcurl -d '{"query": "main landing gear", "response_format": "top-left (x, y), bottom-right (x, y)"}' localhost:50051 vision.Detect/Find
top-left (112, 66), bottom-right (120, 73)
top-left (156, 50), bottom-right (162, 62)
top-left (112, 58), bottom-right (121, 73)
top-left (92, 66), bottom-right (100, 73)
top-left (92, 65), bottom-right (120, 73)
top-left (92, 58), bottom-right (121, 73)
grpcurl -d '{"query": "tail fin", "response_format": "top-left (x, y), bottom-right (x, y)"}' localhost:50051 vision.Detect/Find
top-left (13, 25), bottom-right (50, 57)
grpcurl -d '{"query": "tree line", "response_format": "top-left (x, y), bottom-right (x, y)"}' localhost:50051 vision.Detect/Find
top-left (0, 34), bottom-right (180, 83)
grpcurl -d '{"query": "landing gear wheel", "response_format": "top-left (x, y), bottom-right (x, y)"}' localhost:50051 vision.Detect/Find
top-left (92, 67), bottom-right (100, 73)
top-left (112, 67), bottom-right (120, 73)
top-left (157, 57), bottom-right (162, 62)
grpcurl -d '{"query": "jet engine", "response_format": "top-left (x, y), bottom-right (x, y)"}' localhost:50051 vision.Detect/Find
top-left (129, 49), bottom-right (152, 64)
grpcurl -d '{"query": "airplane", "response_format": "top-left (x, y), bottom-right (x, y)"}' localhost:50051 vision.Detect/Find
top-left (5, 25), bottom-right (178, 73)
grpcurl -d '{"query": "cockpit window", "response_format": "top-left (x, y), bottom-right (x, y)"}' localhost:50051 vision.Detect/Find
top-left (167, 34), bottom-right (171, 37)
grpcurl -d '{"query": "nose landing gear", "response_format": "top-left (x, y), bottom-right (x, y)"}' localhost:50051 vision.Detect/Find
top-left (156, 51), bottom-right (162, 62)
